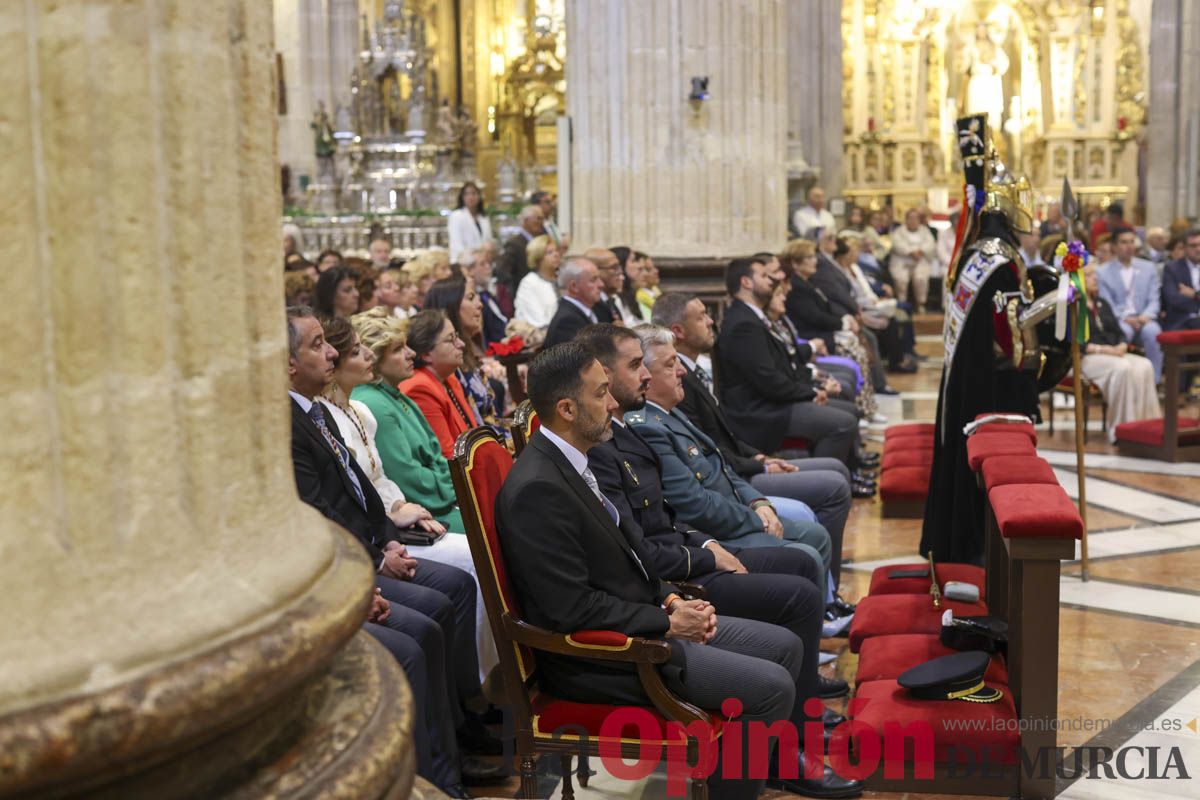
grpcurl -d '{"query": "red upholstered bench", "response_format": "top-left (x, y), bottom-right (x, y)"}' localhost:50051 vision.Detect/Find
top-left (1115, 331), bottom-right (1200, 461)
top-left (1158, 329), bottom-right (1200, 346)
top-left (884, 423), bottom-right (935, 441)
top-left (966, 432), bottom-right (1036, 471)
top-left (1113, 417), bottom-right (1200, 446)
top-left (848, 593), bottom-right (988, 653)
top-left (972, 422), bottom-right (1037, 445)
top-left (980, 455), bottom-right (1058, 492)
top-left (868, 562), bottom-right (986, 599)
top-left (850, 679), bottom-right (1019, 766)
top-left (855, 633), bottom-right (1008, 686)
top-left (879, 466), bottom-right (930, 519)
top-left (990, 483), bottom-right (1083, 540)
top-left (880, 447), bottom-right (934, 471)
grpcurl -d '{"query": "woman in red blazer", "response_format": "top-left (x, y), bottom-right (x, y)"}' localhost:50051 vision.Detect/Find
top-left (400, 309), bottom-right (481, 458)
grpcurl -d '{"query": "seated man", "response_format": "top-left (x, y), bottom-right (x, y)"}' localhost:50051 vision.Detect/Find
top-left (715, 257), bottom-right (868, 477)
top-left (286, 306), bottom-right (498, 796)
top-left (1098, 226), bottom-right (1163, 381)
top-left (1162, 228), bottom-right (1200, 332)
top-left (578, 324), bottom-right (849, 700)
top-left (542, 257), bottom-right (604, 348)
top-left (496, 342), bottom-right (861, 800)
top-left (626, 326), bottom-right (835, 601)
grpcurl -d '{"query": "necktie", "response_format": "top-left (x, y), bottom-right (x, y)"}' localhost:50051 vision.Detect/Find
top-left (693, 364), bottom-right (716, 401)
top-left (581, 466), bottom-right (648, 580)
top-left (309, 403), bottom-right (367, 510)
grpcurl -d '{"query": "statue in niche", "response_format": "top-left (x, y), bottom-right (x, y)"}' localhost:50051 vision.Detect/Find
top-left (312, 102), bottom-right (335, 159)
top-left (962, 20), bottom-right (1010, 131)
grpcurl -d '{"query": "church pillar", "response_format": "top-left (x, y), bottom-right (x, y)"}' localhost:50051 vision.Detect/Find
top-left (786, 0), bottom-right (844, 204)
top-left (1146, 0), bottom-right (1200, 225)
top-left (0, 2), bottom-right (413, 796)
top-left (565, 0), bottom-right (787, 257)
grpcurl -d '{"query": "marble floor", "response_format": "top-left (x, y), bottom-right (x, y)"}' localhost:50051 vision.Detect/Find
top-left (482, 319), bottom-right (1200, 800)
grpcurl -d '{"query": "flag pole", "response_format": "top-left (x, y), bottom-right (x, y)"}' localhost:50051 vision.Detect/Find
top-left (1071, 342), bottom-right (1089, 580)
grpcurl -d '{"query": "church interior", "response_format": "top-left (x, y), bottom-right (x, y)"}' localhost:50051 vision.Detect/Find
top-left (3, 1), bottom-right (1200, 799)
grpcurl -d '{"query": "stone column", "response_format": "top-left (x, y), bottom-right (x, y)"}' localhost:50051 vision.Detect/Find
top-left (0, 2), bottom-right (412, 796)
top-left (786, 0), bottom-right (844, 204)
top-left (1146, 0), bottom-right (1200, 225)
top-left (566, 0), bottom-right (787, 257)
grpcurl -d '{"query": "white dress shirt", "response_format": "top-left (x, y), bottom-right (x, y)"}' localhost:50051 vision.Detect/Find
top-left (513, 272), bottom-right (560, 327)
top-left (793, 205), bottom-right (836, 239)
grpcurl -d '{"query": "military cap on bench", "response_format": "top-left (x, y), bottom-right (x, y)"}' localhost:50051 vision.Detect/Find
top-left (897, 650), bottom-right (1003, 703)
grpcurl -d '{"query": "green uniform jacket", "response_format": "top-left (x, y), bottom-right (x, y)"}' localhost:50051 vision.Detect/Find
top-left (352, 381), bottom-right (465, 533)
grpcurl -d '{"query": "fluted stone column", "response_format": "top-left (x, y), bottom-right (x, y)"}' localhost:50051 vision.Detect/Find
top-left (566, 0), bottom-right (787, 257)
top-left (0, 2), bottom-right (412, 796)
top-left (786, 0), bottom-right (844, 202)
top-left (1146, 0), bottom-right (1200, 225)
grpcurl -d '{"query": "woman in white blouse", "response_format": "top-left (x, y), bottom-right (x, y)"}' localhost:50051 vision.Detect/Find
top-left (318, 314), bottom-right (497, 680)
top-left (446, 182), bottom-right (493, 264)
top-left (512, 234), bottom-right (561, 328)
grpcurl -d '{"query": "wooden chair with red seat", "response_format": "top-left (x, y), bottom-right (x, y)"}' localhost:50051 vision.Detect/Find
top-left (1114, 329), bottom-right (1200, 462)
top-left (449, 426), bottom-right (719, 800)
top-left (511, 400), bottom-right (540, 456)
top-left (1044, 372), bottom-right (1107, 440)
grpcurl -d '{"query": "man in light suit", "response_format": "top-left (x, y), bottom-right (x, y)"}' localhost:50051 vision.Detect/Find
top-left (1098, 226), bottom-right (1164, 381)
top-left (496, 342), bottom-right (861, 799)
top-left (1161, 229), bottom-right (1200, 332)
top-left (625, 327), bottom-right (834, 600)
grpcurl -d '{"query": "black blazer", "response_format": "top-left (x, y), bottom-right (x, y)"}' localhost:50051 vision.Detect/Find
top-left (1087, 296), bottom-right (1125, 347)
top-left (594, 296), bottom-right (618, 324)
top-left (675, 363), bottom-right (764, 478)
top-left (588, 423), bottom-right (721, 583)
top-left (713, 300), bottom-right (816, 453)
top-left (543, 298), bottom-right (594, 348)
top-left (290, 397), bottom-right (398, 564)
top-left (496, 431), bottom-right (675, 702)
top-left (479, 290), bottom-right (509, 346)
top-left (786, 275), bottom-right (843, 343)
top-left (497, 232), bottom-right (531, 292)
top-left (810, 256), bottom-right (859, 318)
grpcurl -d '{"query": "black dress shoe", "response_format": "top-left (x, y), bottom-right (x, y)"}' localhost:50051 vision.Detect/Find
top-left (855, 450), bottom-right (880, 466)
top-left (830, 595), bottom-right (856, 617)
top-left (888, 359), bottom-right (918, 374)
top-left (850, 473), bottom-right (876, 488)
top-left (876, 384), bottom-right (900, 396)
top-left (457, 715), bottom-right (504, 756)
top-left (444, 784), bottom-right (472, 799)
top-left (850, 481), bottom-right (875, 499)
top-left (461, 755), bottom-right (507, 786)
top-left (818, 675), bottom-right (849, 699)
top-left (770, 755), bottom-right (865, 798)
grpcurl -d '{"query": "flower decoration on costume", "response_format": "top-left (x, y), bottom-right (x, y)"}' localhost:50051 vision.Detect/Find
top-left (1055, 240), bottom-right (1088, 274)
top-left (1051, 241), bottom-right (1091, 343)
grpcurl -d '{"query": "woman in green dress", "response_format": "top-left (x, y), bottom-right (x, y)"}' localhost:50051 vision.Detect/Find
top-left (350, 308), bottom-right (465, 533)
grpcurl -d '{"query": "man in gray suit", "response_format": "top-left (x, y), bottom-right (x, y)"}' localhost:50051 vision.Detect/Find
top-left (626, 326), bottom-right (834, 600)
top-left (1098, 226), bottom-right (1164, 381)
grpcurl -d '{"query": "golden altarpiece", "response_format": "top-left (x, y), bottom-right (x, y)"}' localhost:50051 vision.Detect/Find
top-left (839, 0), bottom-right (1147, 214)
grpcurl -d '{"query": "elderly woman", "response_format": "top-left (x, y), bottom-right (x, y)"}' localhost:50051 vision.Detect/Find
top-left (1080, 264), bottom-right (1162, 440)
top-left (400, 309), bottom-right (478, 459)
top-left (405, 250), bottom-right (453, 307)
top-left (835, 237), bottom-right (917, 374)
top-left (423, 276), bottom-right (507, 431)
top-left (512, 234), bottom-right (561, 328)
top-left (889, 208), bottom-right (936, 310)
top-left (350, 309), bottom-right (466, 534)
top-left (314, 265), bottom-right (360, 318)
top-left (323, 313), bottom-right (498, 683)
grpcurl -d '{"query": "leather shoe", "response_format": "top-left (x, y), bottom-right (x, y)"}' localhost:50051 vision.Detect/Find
top-left (850, 481), bottom-right (875, 499)
top-left (876, 384), bottom-right (900, 396)
top-left (830, 595), bottom-right (856, 617)
top-left (444, 784), bottom-right (472, 799)
top-left (855, 450), bottom-right (880, 466)
top-left (770, 754), bottom-right (864, 798)
top-left (818, 675), bottom-right (849, 699)
top-left (461, 755), bottom-right (507, 786)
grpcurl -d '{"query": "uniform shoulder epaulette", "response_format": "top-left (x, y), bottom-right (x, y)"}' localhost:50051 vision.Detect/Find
top-left (625, 410), bottom-right (646, 425)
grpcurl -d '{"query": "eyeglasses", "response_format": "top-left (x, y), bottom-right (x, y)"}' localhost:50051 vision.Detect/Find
top-left (439, 331), bottom-right (462, 346)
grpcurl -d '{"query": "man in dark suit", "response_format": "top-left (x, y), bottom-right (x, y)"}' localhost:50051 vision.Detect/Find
top-left (652, 294), bottom-right (860, 582)
top-left (494, 205), bottom-right (545, 315)
top-left (497, 343), bottom-right (862, 799)
top-left (463, 248), bottom-right (509, 346)
top-left (1162, 229), bottom-right (1200, 331)
top-left (714, 258), bottom-right (860, 472)
top-left (286, 307), bottom-right (497, 797)
top-left (542, 257), bottom-right (605, 348)
top-left (577, 325), bottom-right (850, 703)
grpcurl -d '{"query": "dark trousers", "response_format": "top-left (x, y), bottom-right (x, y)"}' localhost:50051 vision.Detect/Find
top-left (750, 459), bottom-right (851, 583)
top-left (785, 400), bottom-right (858, 466)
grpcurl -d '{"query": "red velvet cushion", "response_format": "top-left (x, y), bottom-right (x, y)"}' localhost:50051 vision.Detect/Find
top-left (972, 422), bottom-right (1037, 445)
top-left (980, 455), bottom-right (1058, 492)
top-left (848, 594), bottom-right (988, 653)
top-left (780, 436), bottom-right (811, 450)
top-left (529, 411), bottom-right (541, 436)
top-left (567, 630), bottom-right (632, 648)
top-left (531, 691), bottom-right (724, 744)
top-left (881, 447), bottom-right (934, 471)
top-left (1113, 416), bottom-right (1200, 445)
top-left (851, 679), bottom-right (1019, 765)
top-left (885, 423), bottom-right (935, 441)
top-left (879, 466), bottom-right (931, 503)
top-left (989, 484), bottom-right (1083, 539)
top-left (868, 563), bottom-right (986, 599)
top-left (855, 634), bottom-right (1008, 686)
top-left (1158, 329), bottom-right (1200, 346)
top-left (966, 432), bottom-right (1036, 471)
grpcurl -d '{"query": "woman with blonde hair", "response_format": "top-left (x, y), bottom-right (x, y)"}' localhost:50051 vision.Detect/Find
top-left (404, 249), bottom-right (453, 307)
top-left (512, 234), bottom-right (561, 327)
